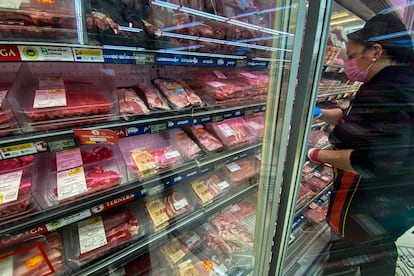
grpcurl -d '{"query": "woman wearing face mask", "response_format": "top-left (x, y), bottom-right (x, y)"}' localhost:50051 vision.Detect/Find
top-left (308, 12), bottom-right (414, 275)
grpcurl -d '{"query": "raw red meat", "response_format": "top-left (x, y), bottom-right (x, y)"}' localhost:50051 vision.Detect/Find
top-left (305, 207), bottom-right (328, 223)
top-left (0, 178), bottom-right (33, 218)
top-left (305, 176), bottom-right (327, 192)
top-left (167, 129), bottom-right (201, 160)
top-left (85, 166), bottom-right (121, 190)
top-left (178, 231), bottom-right (202, 251)
top-left (165, 192), bottom-right (190, 218)
top-left (149, 148), bottom-right (182, 169)
top-left (78, 209), bottom-right (139, 262)
top-left (232, 200), bottom-right (256, 218)
top-left (0, 110), bottom-right (12, 124)
top-left (135, 83), bottom-right (171, 110)
top-left (0, 155), bottom-right (34, 173)
top-left (187, 125), bottom-right (224, 152)
top-left (223, 158), bottom-right (259, 184)
top-left (118, 88), bottom-right (150, 120)
top-left (243, 113), bottom-right (265, 139)
top-left (81, 146), bottom-right (113, 164)
top-left (208, 118), bottom-right (251, 148)
top-left (153, 79), bottom-right (191, 109)
top-left (176, 79), bottom-right (205, 107)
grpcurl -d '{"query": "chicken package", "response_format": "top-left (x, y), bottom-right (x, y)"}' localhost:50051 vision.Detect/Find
top-left (34, 146), bottom-right (126, 208)
top-left (118, 134), bottom-right (184, 181)
top-left (0, 156), bottom-right (38, 224)
top-left (64, 207), bottom-right (144, 267)
top-left (0, 232), bottom-right (67, 276)
top-left (153, 79), bottom-right (204, 109)
top-left (222, 157), bottom-right (260, 185)
top-left (186, 125), bottom-right (224, 153)
top-left (134, 83), bottom-right (171, 111)
top-left (118, 88), bottom-right (150, 120)
top-left (206, 117), bottom-right (252, 149)
top-left (243, 113), bottom-right (265, 140)
top-left (162, 128), bottom-right (202, 160)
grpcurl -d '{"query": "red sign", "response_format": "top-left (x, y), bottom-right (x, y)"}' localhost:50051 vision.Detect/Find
top-left (73, 129), bottom-right (119, 145)
top-left (0, 225), bottom-right (48, 249)
top-left (0, 45), bottom-right (21, 61)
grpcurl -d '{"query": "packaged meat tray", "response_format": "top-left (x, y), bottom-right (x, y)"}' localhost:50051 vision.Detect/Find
top-left (118, 88), bottom-right (150, 120)
top-left (160, 238), bottom-right (189, 266)
top-left (0, 90), bottom-right (21, 137)
top-left (228, 71), bottom-right (269, 91)
top-left (222, 157), bottom-right (260, 185)
top-left (118, 134), bottom-right (184, 181)
top-left (162, 128), bottom-right (202, 160)
top-left (164, 190), bottom-right (193, 220)
top-left (189, 172), bottom-right (231, 206)
top-left (305, 205), bottom-right (328, 223)
top-left (243, 113), bottom-right (265, 140)
top-left (34, 145), bottom-right (126, 207)
top-left (186, 125), bottom-right (224, 153)
top-left (187, 79), bottom-right (247, 104)
top-left (304, 176), bottom-right (328, 192)
top-left (64, 206), bottom-right (145, 267)
top-left (0, 156), bottom-right (38, 225)
top-left (153, 79), bottom-right (204, 109)
top-left (134, 83), bottom-right (171, 111)
top-left (145, 198), bottom-right (170, 232)
top-left (206, 117), bottom-right (253, 149)
top-left (16, 79), bottom-right (116, 131)
top-left (0, 232), bottom-right (67, 276)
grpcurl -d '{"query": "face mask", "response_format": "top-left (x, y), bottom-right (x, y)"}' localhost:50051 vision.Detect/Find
top-left (344, 57), bottom-right (369, 82)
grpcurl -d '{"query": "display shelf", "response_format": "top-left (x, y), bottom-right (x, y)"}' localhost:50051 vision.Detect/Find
top-left (295, 182), bottom-right (332, 218)
top-left (71, 183), bottom-right (259, 276)
top-left (0, 103), bottom-right (265, 159)
top-left (0, 142), bottom-right (261, 248)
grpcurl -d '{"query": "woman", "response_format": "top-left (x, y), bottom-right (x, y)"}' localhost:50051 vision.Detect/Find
top-left (308, 12), bottom-right (414, 275)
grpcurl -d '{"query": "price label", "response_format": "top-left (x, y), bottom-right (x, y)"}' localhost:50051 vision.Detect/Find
top-left (147, 184), bottom-right (164, 196)
top-left (150, 123), bottom-right (167, 134)
top-left (0, 0), bottom-right (21, 9)
top-left (217, 124), bottom-right (235, 137)
top-left (78, 216), bottom-right (107, 254)
top-left (33, 89), bottom-right (67, 108)
top-left (212, 70), bottom-right (228, 79)
top-left (226, 162), bottom-right (241, 172)
top-left (173, 198), bottom-right (188, 210)
top-left (47, 136), bottom-right (77, 152)
top-left (217, 181), bottom-right (230, 190)
top-left (211, 115), bottom-right (223, 123)
top-left (46, 209), bottom-right (91, 231)
top-left (206, 81), bottom-right (226, 88)
top-left (73, 48), bottom-right (104, 62)
top-left (185, 233), bottom-right (200, 248)
top-left (236, 60), bottom-right (247, 68)
top-left (57, 167), bottom-right (87, 201)
top-left (0, 143), bottom-right (37, 158)
top-left (0, 170), bottom-right (23, 204)
top-left (165, 150), bottom-right (180, 159)
top-left (38, 77), bottom-right (64, 89)
top-left (134, 53), bottom-right (155, 65)
top-left (56, 148), bottom-right (83, 171)
top-left (0, 256), bottom-right (13, 276)
top-left (244, 109), bottom-right (254, 116)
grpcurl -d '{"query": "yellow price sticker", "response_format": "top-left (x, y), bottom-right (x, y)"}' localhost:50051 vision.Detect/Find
top-left (68, 167), bottom-right (83, 176)
top-left (25, 255), bottom-right (43, 270)
top-left (0, 194), bottom-right (3, 204)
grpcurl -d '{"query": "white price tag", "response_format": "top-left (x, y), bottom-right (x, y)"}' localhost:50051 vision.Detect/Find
top-left (212, 70), bottom-right (228, 79)
top-left (78, 216), bottom-right (107, 254)
top-left (226, 162), bottom-right (241, 172)
top-left (0, 90), bottom-right (8, 107)
top-left (240, 72), bottom-right (258, 79)
top-left (247, 121), bottom-right (262, 130)
top-left (185, 234), bottom-right (200, 247)
top-left (56, 148), bottom-right (83, 171)
top-left (38, 77), bottom-right (64, 89)
top-left (33, 89), bottom-right (67, 108)
top-left (57, 167), bottom-right (87, 201)
top-left (0, 170), bottom-right (23, 205)
top-left (206, 81), bottom-right (226, 88)
top-left (217, 124), bottom-right (235, 137)
top-left (165, 150), bottom-right (180, 159)
top-left (0, 256), bottom-right (13, 276)
top-left (217, 181), bottom-right (230, 190)
top-left (0, 0), bottom-right (21, 9)
top-left (173, 198), bottom-right (188, 210)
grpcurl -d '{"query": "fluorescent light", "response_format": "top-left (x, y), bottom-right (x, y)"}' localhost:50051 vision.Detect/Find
top-left (330, 17), bottom-right (360, 26)
top-left (162, 21), bottom-right (204, 32)
top-left (118, 26), bottom-right (143, 33)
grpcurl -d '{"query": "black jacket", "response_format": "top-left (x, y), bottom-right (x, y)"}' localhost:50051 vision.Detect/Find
top-left (328, 65), bottom-right (414, 239)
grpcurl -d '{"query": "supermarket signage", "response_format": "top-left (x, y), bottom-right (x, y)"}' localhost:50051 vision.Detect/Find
top-left (126, 125), bottom-right (150, 136)
top-left (0, 143), bottom-right (37, 158)
top-left (103, 49), bottom-right (135, 64)
top-left (0, 46), bottom-right (21, 61)
top-left (18, 46), bottom-right (73, 61)
top-left (72, 48), bottom-right (104, 62)
top-left (193, 116), bottom-right (211, 124)
top-left (167, 118), bottom-right (192, 128)
top-left (101, 193), bottom-right (135, 210)
top-left (73, 129), bottom-right (119, 145)
top-left (247, 60), bottom-right (269, 68)
top-left (47, 135), bottom-right (78, 152)
top-left (134, 53), bottom-right (156, 65)
top-left (156, 53), bottom-right (237, 67)
top-left (45, 209), bottom-right (91, 231)
top-left (0, 225), bottom-right (48, 249)
top-left (165, 169), bottom-right (199, 186)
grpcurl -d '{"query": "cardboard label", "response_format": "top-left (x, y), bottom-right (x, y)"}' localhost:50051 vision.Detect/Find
top-left (217, 124), bottom-right (234, 137)
top-left (56, 148), bottom-right (83, 171)
top-left (0, 170), bottom-right (22, 204)
top-left (226, 162), bottom-right (241, 172)
top-left (33, 89), bottom-right (67, 108)
top-left (206, 81), bottom-right (226, 88)
top-left (57, 167), bottom-right (87, 201)
top-left (19, 46), bottom-right (73, 61)
top-left (0, 0), bottom-right (21, 9)
top-left (146, 199), bottom-right (169, 227)
top-left (131, 150), bottom-right (157, 179)
top-left (0, 256), bottom-right (12, 276)
top-left (46, 209), bottom-right (92, 231)
top-left (73, 129), bottom-right (119, 145)
top-left (73, 48), bottom-right (104, 62)
top-left (78, 216), bottom-right (107, 254)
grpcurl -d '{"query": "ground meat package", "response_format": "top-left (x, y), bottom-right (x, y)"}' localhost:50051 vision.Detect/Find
top-left (162, 128), bottom-right (202, 160)
top-left (206, 117), bottom-right (253, 149)
top-left (186, 125), bottom-right (224, 153)
top-left (0, 232), bottom-right (67, 276)
top-left (33, 145), bottom-right (126, 208)
top-left (118, 134), bottom-right (184, 181)
top-left (222, 157), bottom-right (260, 185)
top-left (0, 155), bottom-right (39, 225)
top-left (64, 205), bottom-right (146, 268)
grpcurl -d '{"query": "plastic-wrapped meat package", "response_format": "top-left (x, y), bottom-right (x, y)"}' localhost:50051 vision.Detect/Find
top-left (118, 88), bottom-right (150, 120)
top-left (308, 129), bottom-right (329, 148)
top-left (0, 89), bottom-right (20, 137)
top-left (305, 176), bottom-right (328, 192)
top-left (222, 157), bottom-right (259, 185)
top-left (163, 128), bottom-right (201, 160)
top-left (153, 79), bottom-right (204, 109)
top-left (228, 71), bottom-right (268, 97)
top-left (191, 173), bottom-right (230, 206)
top-left (296, 184), bottom-right (316, 210)
top-left (135, 83), bottom-right (171, 111)
top-left (0, 157), bottom-right (38, 224)
top-left (313, 170), bottom-right (333, 183)
top-left (206, 117), bottom-right (252, 149)
top-left (64, 208), bottom-right (142, 267)
top-left (0, 232), bottom-right (66, 276)
top-left (186, 125), bottom-right (224, 153)
top-left (198, 79), bottom-right (247, 102)
top-left (145, 198), bottom-right (170, 232)
top-left (305, 206), bottom-right (328, 223)
top-left (123, 252), bottom-right (169, 276)
top-left (178, 230), bottom-right (203, 252)
top-left (164, 191), bottom-right (192, 219)
top-left (0, 155), bottom-right (34, 173)
top-left (243, 113), bottom-right (265, 139)
top-left (229, 200), bottom-right (256, 219)
top-left (160, 238), bottom-right (188, 265)
top-left (80, 145), bottom-right (114, 165)
top-left (118, 134), bottom-right (184, 181)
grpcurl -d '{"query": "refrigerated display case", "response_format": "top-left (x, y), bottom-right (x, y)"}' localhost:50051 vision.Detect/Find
top-left (0, 0), bottom-right (309, 275)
